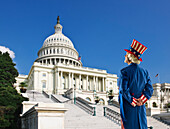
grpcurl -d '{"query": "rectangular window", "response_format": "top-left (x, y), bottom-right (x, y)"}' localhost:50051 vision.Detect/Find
top-left (43, 73), bottom-right (46, 77)
top-left (42, 82), bottom-right (46, 88)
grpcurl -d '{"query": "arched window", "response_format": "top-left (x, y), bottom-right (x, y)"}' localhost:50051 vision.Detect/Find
top-left (53, 49), bottom-right (55, 54)
top-left (99, 99), bottom-right (105, 105)
top-left (153, 102), bottom-right (157, 107)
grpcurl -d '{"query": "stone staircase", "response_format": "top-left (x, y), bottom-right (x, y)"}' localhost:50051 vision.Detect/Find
top-left (64, 103), bottom-right (120, 129)
top-left (25, 91), bottom-right (170, 129)
top-left (51, 94), bottom-right (71, 103)
top-left (26, 90), bottom-right (53, 103)
top-left (147, 116), bottom-right (170, 129)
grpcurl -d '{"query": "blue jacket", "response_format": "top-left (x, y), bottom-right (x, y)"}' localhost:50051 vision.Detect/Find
top-left (119, 63), bottom-right (153, 129)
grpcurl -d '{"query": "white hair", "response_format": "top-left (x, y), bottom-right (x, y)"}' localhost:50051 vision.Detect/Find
top-left (127, 52), bottom-right (141, 64)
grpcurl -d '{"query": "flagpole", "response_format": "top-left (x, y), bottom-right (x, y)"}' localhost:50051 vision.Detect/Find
top-left (158, 74), bottom-right (160, 84)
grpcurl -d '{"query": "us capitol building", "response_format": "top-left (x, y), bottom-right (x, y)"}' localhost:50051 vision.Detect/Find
top-left (15, 17), bottom-right (118, 105)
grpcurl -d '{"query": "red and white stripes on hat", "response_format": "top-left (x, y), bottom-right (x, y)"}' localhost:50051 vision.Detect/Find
top-left (131, 39), bottom-right (147, 54)
top-left (124, 39), bottom-right (148, 62)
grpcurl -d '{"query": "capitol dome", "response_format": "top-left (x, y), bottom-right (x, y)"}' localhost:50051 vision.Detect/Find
top-left (35, 16), bottom-right (82, 67)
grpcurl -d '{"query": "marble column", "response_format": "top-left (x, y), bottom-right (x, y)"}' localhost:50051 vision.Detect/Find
top-left (96, 77), bottom-right (98, 91)
top-left (54, 58), bottom-right (56, 65)
top-left (93, 76), bottom-right (95, 91)
top-left (79, 74), bottom-right (81, 89)
top-left (55, 70), bottom-right (59, 94)
top-left (102, 77), bottom-right (105, 92)
top-left (105, 78), bottom-right (107, 92)
top-left (60, 71), bottom-right (63, 89)
top-left (50, 58), bottom-right (53, 65)
top-left (86, 75), bottom-right (88, 91)
top-left (69, 73), bottom-right (71, 89)
top-left (71, 73), bottom-right (74, 89)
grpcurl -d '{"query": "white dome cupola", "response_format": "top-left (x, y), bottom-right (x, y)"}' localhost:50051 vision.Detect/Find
top-left (54, 16), bottom-right (63, 34)
top-left (35, 16), bottom-right (82, 67)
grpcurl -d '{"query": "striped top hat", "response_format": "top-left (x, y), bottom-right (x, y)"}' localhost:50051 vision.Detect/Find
top-left (124, 39), bottom-right (147, 62)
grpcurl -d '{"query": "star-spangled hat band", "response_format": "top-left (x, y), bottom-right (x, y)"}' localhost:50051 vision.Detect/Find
top-left (124, 39), bottom-right (147, 62)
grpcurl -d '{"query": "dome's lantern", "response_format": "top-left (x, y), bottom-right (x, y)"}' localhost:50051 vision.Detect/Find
top-left (54, 16), bottom-right (63, 34)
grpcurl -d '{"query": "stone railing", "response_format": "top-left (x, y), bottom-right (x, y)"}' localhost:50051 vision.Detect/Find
top-left (51, 94), bottom-right (62, 103)
top-left (75, 97), bottom-right (96, 116)
top-left (103, 107), bottom-right (121, 125)
top-left (64, 88), bottom-right (73, 99)
top-left (21, 101), bottom-right (67, 129)
top-left (103, 107), bottom-right (154, 128)
top-left (108, 100), bottom-right (120, 108)
top-left (42, 90), bottom-right (50, 98)
top-left (152, 114), bottom-right (170, 126)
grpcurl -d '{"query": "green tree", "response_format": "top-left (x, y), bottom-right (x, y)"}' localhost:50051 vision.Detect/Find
top-left (19, 82), bottom-right (28, 89)
top-left (0, 51), bottom-right (27, 129)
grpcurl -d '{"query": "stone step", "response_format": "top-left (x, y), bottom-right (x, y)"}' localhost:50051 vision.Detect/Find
top-left (147, 116), bottom-right (170, 129)
top-left (52, 94), bottom-right (70, 102)
top-left (64, 103), bottom-right (120, 129)
top-left (26, 90), bottom-right (54, 103)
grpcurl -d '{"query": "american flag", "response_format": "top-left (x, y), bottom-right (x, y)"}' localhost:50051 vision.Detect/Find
top-left (78, 56), bottom-right (81, 61)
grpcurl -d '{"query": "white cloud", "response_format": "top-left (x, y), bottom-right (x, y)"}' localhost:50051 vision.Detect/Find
top-left (0, 46), bottom-right (15, 59)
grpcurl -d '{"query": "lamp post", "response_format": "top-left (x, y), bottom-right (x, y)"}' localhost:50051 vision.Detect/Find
top-left (94, 90), bottom-right (99, 104)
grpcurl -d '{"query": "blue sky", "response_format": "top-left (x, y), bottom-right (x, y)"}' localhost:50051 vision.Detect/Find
top-left (0, 0), bottom-right (170, 84)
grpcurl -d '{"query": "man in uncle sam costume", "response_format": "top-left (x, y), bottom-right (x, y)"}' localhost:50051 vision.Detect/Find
top-left (119, 39), bottom-right (153, 129)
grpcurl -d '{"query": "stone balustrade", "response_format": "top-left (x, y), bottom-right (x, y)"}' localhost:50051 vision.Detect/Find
top-left (21, 101), bottom-right (67, 129)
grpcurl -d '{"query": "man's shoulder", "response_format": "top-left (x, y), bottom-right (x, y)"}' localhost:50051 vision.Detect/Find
top-left (137, 65), bottom-right (148, 73)
top-left (120, 65), bottom-right (131, 73)
top-left (121, 64), bottom-right (148, 73)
